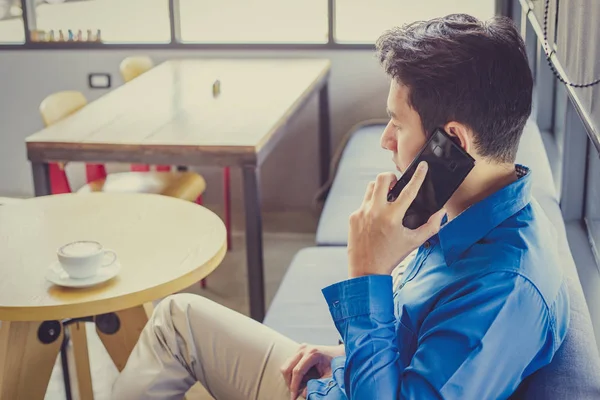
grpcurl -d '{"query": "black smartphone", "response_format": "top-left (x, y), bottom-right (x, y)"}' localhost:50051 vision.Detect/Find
top-left (387, 127), bottom-right (475, 229)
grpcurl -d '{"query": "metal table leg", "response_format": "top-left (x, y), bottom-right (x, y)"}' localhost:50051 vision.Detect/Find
top-left (31, 162), bottom-right (51, 196)
top-left (242, 165), bottom-right (265, 321)
top-left (60, 333), bottom-right (73, 400)
top-left (318, 82), bottom-right (332, 186)
top-left (59, 317), bottom-right (94, 400)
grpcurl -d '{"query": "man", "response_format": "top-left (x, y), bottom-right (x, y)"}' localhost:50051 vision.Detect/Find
top-left (114, 14), bottom-right (569, 400)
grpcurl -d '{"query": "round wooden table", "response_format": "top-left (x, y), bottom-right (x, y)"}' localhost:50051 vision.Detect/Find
top-left (0, 193), bottom-right (226, 400)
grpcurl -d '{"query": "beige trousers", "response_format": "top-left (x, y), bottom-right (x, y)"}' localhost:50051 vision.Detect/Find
top-left (112, 294), bottom-right (300, 400)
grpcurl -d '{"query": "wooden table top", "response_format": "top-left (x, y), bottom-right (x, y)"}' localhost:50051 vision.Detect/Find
top-left (0, 193), bottom-right (226, 321)
top-left (26, 58), bottom-right (331, 167)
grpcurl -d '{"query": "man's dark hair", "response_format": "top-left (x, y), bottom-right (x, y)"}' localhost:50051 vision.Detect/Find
top-left (376, 14), bottom-right (533, 163)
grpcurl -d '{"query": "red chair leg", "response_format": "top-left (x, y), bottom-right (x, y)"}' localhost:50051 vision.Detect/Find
top-left (49, 163), bottom-right (72, 194)
top-left (85, 164), bottom-right (107, 183)
top-left (130, 164), bottom-right (150, 172)
top-left (223, 167), bottom-right (232, 250)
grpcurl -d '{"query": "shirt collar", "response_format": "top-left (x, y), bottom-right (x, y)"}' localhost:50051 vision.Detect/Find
top-left (434, 164), bottom-right (532, 266)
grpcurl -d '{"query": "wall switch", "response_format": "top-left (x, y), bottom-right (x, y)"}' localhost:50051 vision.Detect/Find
top-left (88, 73), bottom-right (111, 89)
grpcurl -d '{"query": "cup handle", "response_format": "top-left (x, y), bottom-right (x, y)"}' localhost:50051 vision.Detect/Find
top-left (101, 249), bottom-right (117, 267)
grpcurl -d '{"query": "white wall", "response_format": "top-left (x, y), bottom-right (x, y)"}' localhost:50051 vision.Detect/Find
top-left (0, 49), bottom-right (390, 216)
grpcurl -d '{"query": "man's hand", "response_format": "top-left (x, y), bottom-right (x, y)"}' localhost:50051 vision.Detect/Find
top-left (281, 343), bottom-right (345, 400)
top-left (348, 161), bottom-right (446, 278)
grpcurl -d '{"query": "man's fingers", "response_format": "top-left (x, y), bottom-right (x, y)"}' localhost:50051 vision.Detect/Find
top-left (373, 172), bottom-right (398, 204)
top-left (394, 161), bottom-right (428, 215)
top-left (289, 352), bottom-right (319, 399)
top-left (281, 350), bottom-right (304, 388)
top-left (414, 207), bottom-right (446, 242)
top-left (301, 387), bottom-right (309, 399)
top-left (361, 181), bottom-right (376, 207)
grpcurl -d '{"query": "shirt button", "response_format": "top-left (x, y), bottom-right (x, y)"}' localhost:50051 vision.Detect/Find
top-left (327, 381), bottom-right (335, 388)
top-left (424, 241), bottom-right (430, 249)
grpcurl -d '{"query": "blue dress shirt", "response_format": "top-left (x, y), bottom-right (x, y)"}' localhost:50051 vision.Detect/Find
top-left (307, 165), bottom-right (570, 399)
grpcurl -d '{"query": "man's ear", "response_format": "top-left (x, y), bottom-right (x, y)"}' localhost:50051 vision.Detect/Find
top-left (444, 122), bottom-right (472, 153)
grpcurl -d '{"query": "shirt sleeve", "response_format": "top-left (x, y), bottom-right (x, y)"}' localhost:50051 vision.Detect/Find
top-left (322, 272), bottom-right (556, 400)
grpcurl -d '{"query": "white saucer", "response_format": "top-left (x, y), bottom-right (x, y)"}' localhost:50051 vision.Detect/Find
top-left (46, 260), bottom-right (121, 288)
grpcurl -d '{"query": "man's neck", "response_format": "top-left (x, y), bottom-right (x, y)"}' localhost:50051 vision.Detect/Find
top-left (445, 161), bottom-right (518, 221)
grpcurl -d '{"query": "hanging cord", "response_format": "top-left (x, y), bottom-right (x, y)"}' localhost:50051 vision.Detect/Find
top-left (541, 0), bottom-right (600, 88)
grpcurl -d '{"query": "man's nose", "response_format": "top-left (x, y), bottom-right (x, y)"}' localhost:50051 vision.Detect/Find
top-left (380, 126), bottom-right (396, 151)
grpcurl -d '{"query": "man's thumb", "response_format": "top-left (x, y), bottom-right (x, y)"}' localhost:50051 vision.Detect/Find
top-left (416, 208), bottom-right (446, 241)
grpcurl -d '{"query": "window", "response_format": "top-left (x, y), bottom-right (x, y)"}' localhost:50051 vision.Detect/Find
top-left (334, 0), bottom-right (496, 44)
top-left (585, 143), bottom-right (600, 265)
top-left (0, 1), bottom-right (25, 44)
top-left (29, 0), bottom-right (170, 43)
top-left (1, 0), bottom-right (500, 47)
top-left (178, 0), bottom-right (327, 44)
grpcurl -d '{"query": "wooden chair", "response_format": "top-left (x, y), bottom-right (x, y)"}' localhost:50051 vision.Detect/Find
top-left (39, 90), bottom-right (207, 200)
top-left (119, 56), bottom-right (233, 252)
top-left (39, 91), bottom-right (90, 194)
top-left (119, 56), bottom-right (155, 84)
top-left (39, 92), bottom-right (207, 224)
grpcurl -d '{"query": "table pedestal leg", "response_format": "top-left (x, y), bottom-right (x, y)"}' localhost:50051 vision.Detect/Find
top-left (95, 303), bottom-right (153, 372)
top-left (70, 321), bottom-right (94, 400)
top-left (0, 320), bottom-right (63, 400)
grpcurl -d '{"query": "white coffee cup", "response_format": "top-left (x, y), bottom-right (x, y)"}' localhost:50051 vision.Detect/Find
top-left (57, 240), bottom-right (117, 279)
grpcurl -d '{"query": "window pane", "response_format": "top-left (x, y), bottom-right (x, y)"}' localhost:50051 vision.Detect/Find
top-left (33, 0), bottom-right (170, 43)
top-left (335, 0), bottom-right (496, 44)
top-left (585, 144), bottom-right (600, 264)
top-left (179, 0), bottom-right (327, 44)
top-left (0, 1), bottom-right (25, 44)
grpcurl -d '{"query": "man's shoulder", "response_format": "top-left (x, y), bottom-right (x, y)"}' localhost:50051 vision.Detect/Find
top-left (450, 255), bottom-right (568, 349)
top-left (456, 201), bottom-right (568, 323)
top-left (464, 201), bottom-right (558, 274)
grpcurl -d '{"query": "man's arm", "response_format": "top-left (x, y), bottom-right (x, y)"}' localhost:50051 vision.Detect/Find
top-left (323, 271), bottom-right (555, 399)
top-left (323, 275), bottom-right (401, 398)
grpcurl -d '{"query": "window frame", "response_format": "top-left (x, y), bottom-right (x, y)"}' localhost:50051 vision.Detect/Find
top-left (519, 0), bottom-right (600, 265)
top-left (0, 0), bottom-right (507, 50)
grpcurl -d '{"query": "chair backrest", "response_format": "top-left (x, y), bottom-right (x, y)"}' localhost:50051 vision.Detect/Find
top-left (120, 56), bottom-right (154, 83)
top-left (38, 91), bottom-right (101, 193)
top-left (39, 91), bottom-right (87, 127)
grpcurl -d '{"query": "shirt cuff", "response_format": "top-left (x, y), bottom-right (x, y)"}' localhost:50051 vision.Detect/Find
top-left (331, 356), bottom-right (346, 372)
top-left (322, 275), bottom-right (394, 322)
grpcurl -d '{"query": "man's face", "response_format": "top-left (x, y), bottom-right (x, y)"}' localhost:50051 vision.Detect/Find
top-left (381, 80), bottom-right (427, 173)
